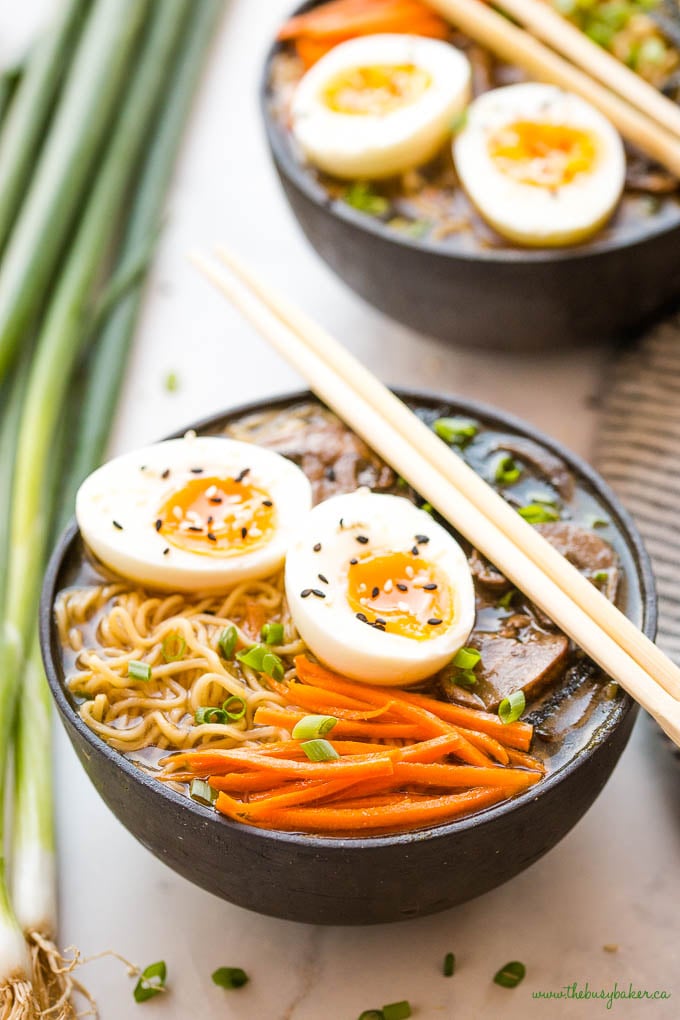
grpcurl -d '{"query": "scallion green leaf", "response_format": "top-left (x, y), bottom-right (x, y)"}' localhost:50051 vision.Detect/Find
top-left (212, 966), bottom-right (249, 989)
top-left (190, 778), bottom-right (217, 806)
top-left (493, 453), bottom-right (521, 486)
top-left (593, 570), bottom-right (609, 584)
top-left (518, 502), bottom-right (559, 524)
top-left (344, 181), bottom-right (389, 217)
top-left (358, 1011), bottom-right (383, 1020)
top-left (453, 647), bottom-right (481, 670)
top-left (433, 416), bottom-right (478, 447)
top-left (164, 370), bottom-right (179, 392)
top-left (128, 660), bottom-right (151, 682)
top-left (443, 952), bottom-right (455, 977)
top-left (261, 621), bottom-right (284, 645)
top-left (162, 632), bottom-right (186, 662)
top-left (133, 960), bottom-right (167, 1003)
top-left (236, 644), bottom-right (266, 671)
top-left (493, 961), bottom-right (526, 988)
top-left (455, 669), bottom-right (478, 688)
top-left (222, 695), bottom-right (247, 722)
top-left (498, 690), bottom-right (526, 724)
top-left (301, 738), bottom-right (340, 762)
top-left (195, 706), bottom-right (228, 725)
top-left (383, 1001), bottom-right (412, 1020)
top-left (262, 651), bottom-right (284, 681)
top-left (292, 714), bottom-right (338, 740)
top-left (497, 589), bottom-right (516, 610)
top-left (218, 625), bottom-right (238, 660)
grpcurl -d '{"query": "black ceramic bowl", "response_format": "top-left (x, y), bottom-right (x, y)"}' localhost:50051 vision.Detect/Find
top-left (41, 391), bottom-right (656, 925)
top-left (261, 2), bottom-right (680, 351)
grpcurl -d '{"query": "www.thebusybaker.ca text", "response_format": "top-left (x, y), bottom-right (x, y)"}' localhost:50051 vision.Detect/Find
top-left (531, 982), bottom-right (671, 1010)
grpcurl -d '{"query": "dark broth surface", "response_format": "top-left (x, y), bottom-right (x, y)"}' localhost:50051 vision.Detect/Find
top-left (54, 398), bottom-right (642, 814)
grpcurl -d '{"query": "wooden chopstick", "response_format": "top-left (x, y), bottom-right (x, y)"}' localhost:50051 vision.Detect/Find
top-left (480, 0), bottom-right (680, 142)
top-left (193, 249), bottom-right (680, 747)
top-left (215, 244), bottom-right (680, 703)
top-left (426, 0), bottom-right (680, 177)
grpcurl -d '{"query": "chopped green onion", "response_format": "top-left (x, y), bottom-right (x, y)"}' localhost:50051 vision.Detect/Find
top-left (261, 621), bottom-right (284, 645)
top-left (128, 660), bottom-right (151, 682)
top-left (497, 589), bottom-right (516, 610)
top-left (292, 714), bottom-right (338, 740)
top-left (593, 571), bottom-right (609, 584)
top-left (443, 952), bottom-right (455, 977)
top-left (493, 453), bottom-right (521, 486)
top-left (453, 647), bottom-right (481, 670)
top-left (450, 109), bottom-right (468, 133)
top-left (344, 181), bottom-right (389, 217)
top-left (301, 738), bottom-right (340, 762)
top-left (133, 960), bottom-right (167, 1003)
top-left (383, 1002), bottom-right (412, 1020)
top-left (586, 514), bottom-right (609, 528)
top-left (162, 632), bottom-right (186, 662)
top-left (195, 706), bottom-right (227, 725)
top-left (262, 652), bottom-right (284, 681)
top-left (493, 961), bottom-right (526, 988)
top-left (222, 695), bottom-right (247, 722)
top-left (518, 502), bottom-right (559, 524)
top-left (212, 966), bottom-right (249, 989)
top-left (358, 1012), bottom-right (383, 1020)
top-left (420, 501), bottom-right (434, 515)
top-left (236, 644), bottom-right (266, 670)
top-left (164, 370), bottom-right (179, 392)
top-left (190, 778), bottom-right (217, 806)
top-left (218, 625), bottom-right (238, 660)
top-left (455, 669), bottom-right (478, 688)
top-left (433, 416), bottom-right (478, 447)
top-left (498, 690), bottom-right (526, 724)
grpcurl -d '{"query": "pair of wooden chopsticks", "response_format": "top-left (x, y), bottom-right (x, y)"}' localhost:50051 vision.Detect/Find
top-left (426, 0), bottom-right (680, 177)
top-left (193, 246), bottom-right (680, 748)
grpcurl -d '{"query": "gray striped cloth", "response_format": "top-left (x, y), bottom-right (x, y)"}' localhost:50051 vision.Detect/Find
top-left (594, 316), bottom-right (680, 663)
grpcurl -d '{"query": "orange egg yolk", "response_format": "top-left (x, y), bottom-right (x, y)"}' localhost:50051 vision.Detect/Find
top-left (323, 64), bottom-right (431, 116)
top-left (157, 475), bottom-right (275, 557)
top-left (346, 550), bottom-right (452, 640)
top-left (488, 120), bottom-right (597, 189)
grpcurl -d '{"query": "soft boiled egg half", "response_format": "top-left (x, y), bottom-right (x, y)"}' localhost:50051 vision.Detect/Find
top-left (290, 33), bottom-right (471, 179)
top-left (76, 436), bottom-right (312, 591)
top-left (454, 82), bottom-right (626, 247)
top-left (285, 491), bottom-right (475, 685)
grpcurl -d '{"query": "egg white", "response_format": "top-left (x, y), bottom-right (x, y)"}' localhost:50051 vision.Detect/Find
top-left (454, 83), bottom-right (626, 247)
top-left (76, 436), bottom-right (312, 592)
top-left (291, 34), bottom-right (471, 179)
top-left (285, 491), bottom-right (476, 686)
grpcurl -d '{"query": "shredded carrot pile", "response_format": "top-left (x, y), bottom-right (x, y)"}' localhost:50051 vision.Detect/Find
top-left (278, 0), bottom-right (450, 67)
top-left (161, 656), bottom-right (543, 835)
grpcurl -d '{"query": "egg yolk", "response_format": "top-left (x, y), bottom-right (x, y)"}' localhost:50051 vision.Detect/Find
top-left (488, 120), bottom-right (597, 188)
top-left (346, 551), bottom-right (452, 640)
top-left (157, 475), bottom-right (275, 557)
top-left (323, 64), bottom-right (431, 116)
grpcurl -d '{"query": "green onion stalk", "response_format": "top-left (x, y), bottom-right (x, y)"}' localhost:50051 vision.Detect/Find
top-left (0, 0), bottom-right (201, 1010)
top-left (0, 0), bottom-right (87, 256)
top-left (7, 1), bottom-right (223, 1012)
top-left (0, 0), bottom-right (147, 387)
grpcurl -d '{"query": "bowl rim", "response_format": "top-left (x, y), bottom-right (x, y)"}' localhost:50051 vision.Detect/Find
top-left (260, 0), bottom-right (680, 267)
top-left (41, 387), bottom-right (657, 852)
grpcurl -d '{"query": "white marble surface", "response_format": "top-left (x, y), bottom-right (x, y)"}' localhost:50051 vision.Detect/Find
top-left (8, 2), bottom-right (680, 1017)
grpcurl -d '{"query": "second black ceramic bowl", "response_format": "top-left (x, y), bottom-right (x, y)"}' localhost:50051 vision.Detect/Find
top-left (41, 391), bottom-right (656, 925)
top-left (261, 2), bottom-right (680, 351)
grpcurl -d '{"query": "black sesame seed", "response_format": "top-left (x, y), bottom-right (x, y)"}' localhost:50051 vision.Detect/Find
top-left (311, 589), bottom-right (326, 599)
top-left (325, 467), bottom-right (336, 482)
top-left (236, 467), bottom-right (250, 483)
top-left (190, 467), bottom-right (203, 474)
top-left (373, 623), bottom-right (386, 631)
top-left (356, 535), bottom-right (369, 545)
top-left (339, 518), bottom-right (344, 529)
top-left (163, 547), bottom-right (170, 556)
top-left (207, 516), bottom-right (214, 525)
top-left (372, 587), bottom-right (380, 598)
top-left (396, 583), bottom-right (408, 592)
top-left (428, 618), bottom-right (443, 626)
top-left (207, 532), bottom-right (217, 543)
top-left (262, 499), bottom-right (273, 507)
top-left (301, 589), bottom-right (313, 598)
top-left (411, 545), bottom-right (420, 556)
top-left (161, 469), bottom-right (170, 479)
top-left (356, 612), bottom-right (368, 623)
top-left (318, 573), bottom-right (329, 584)
top-left (375, 617), bottom-right (386, 625)
top-left (209, 496), bottom-right (223, 504)
top-left (188, 525), bottom-right (202, 533)
top-left (349, 558), bottom-right (358, 565)
top-left (112, 520), bottom-right (123, 530)
top-left (415, 534), bottom-right (430, 544)
top-left (422, 583), bottom-right (438, 591)
top-left (155, 519), bottom-right (162, 532)
top-left (241, 526), bottom-right (248, 539)
top-left (313, 542), bottom-right (322, 552)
